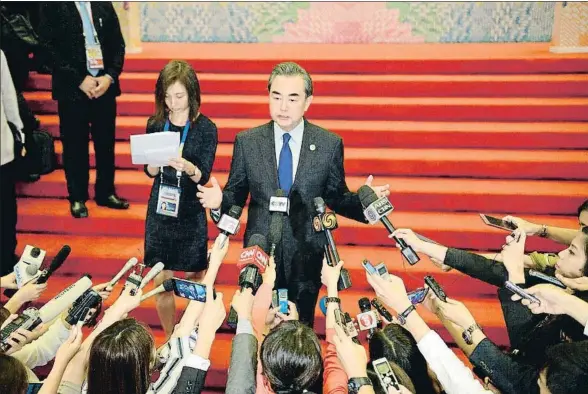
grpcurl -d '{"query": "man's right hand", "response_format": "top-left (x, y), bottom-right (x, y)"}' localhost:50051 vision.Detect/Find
top-left (196, 176), bottom-right (222, 210)
top-left (79, 76), bottom-right (98, 99)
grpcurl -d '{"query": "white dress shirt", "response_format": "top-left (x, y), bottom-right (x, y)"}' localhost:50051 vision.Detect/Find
top-left (417, 330), bottom-right (492, 394)
top-left (274, 120), bottom-right (304, 182)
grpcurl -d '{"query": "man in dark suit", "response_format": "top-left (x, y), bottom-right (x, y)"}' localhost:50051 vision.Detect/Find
top-left (39, 1), bottom-right (129, 218)
top-left (197, 62), bottom-right (389, 326)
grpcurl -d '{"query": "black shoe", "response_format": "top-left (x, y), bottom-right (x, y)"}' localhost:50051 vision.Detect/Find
top-left (96, 195), bottom-right (130, 210)
top-left (70, 201), bottom-right (88, 218)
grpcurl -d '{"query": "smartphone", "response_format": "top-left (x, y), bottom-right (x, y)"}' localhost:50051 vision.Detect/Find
top-left (529, 270), bottom-right (566, 289)
top-left (277, 288), bottom-right (288, 314)
top-left (505, 281), bottom-right (541, 305)
top-left (480, 214), bottom-right (518, 231)
top-left (171, 278), bottom-right (207, 302)
top-left (362, 259), bottom-right (378, 275)
top-left (271, 290), bottom-right (279, 309)
top-left (372, 357), bottom-right (401, 390)
top-left (407, 287), bottom-right (429, 304)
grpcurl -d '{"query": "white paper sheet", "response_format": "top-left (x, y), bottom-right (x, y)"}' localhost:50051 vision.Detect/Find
top-left (130, 132), bottom-right (180, 166)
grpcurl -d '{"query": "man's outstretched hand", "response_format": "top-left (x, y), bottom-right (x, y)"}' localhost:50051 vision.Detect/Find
top-left (365, 175), bottom-right (390, 199)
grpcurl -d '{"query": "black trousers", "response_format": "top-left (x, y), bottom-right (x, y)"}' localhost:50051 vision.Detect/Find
top-left (0, 161), bottom-right (18, 276)
top-left (57, 94), bottom-right (117, 202)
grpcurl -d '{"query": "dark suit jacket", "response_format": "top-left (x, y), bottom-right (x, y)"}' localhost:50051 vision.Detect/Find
top-left (171, 366), bottom-right (207, 394)
top-left (220, 119), bottom-right (367, 290)
top-left (225, 333), bottom-right (258, 394)
top-left (38, 2), bottom-right (124, 101)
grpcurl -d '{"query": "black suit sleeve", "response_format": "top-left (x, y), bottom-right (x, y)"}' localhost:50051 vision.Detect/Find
top-left (470, 338), bottom-right (540, 394)
top-left (171, 366), bottom-right (207, 394)
top-left (498, 287), bottom-right (546, 350)
top-left (103, 2), bottom-right (125, 81)
top-left (443, 248), bottom-right (509, 287)
top-left (220, 134), bottom-right (250, 213)
top-left (38, 3), bottom-right (86, 88)
top-left (323, 138), bottom-right (367, 223)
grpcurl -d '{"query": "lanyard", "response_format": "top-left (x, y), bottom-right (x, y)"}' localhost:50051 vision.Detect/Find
top-left (75, 2), bottom-right (100, 44)
top-left (161, 119), bottom-right (190, 185)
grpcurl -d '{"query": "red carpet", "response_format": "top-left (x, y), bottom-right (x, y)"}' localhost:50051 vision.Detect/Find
top-left (13, 43), bottom-right (588, 389)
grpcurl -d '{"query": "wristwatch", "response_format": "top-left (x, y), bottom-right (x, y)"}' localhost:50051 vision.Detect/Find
top-left (325, 297), bottom-right (341, 305)
top-left (398, 304), bottom-right (416, 325)
top-left (462, 323), bottom-right (483, 345)
top-left (347, 377), bottom-right (372, 393)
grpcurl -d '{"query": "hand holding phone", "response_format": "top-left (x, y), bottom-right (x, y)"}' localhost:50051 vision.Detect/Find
top-left (480, 214), bottom-right (518, 231)
top-left (172, 278), bottom-right (208, 302)
top-left (362, 259), bottom-right (378, 275)
top-left (505, 281), bottom-right (541, 305)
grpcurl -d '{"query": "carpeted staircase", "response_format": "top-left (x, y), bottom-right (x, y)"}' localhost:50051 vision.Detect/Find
top-left (12, 43), bottom-right (588, 391)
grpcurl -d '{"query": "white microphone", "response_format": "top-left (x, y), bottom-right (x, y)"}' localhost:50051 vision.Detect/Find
top-left (363, 196), bottom-right (394, 224)
top-left (140, 278), bottom-right (174, 302)
top-left (139, 262), bottom-right (165, 290)
top-left (14, 245), bottom-right (46, 287)
top-left (217, 205), bottom-right (243, 248)
top-left (38, 276), bottom-right (93, 322)
top-left (107, 257), bottom-right (139, 289)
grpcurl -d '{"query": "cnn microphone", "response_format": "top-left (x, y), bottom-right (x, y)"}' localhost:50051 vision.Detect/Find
top-left (268, 213), bottom-right (283, 258)
top-left (0, 275), bottom-right (92, 352)
top-left (108, 257), bottom-right (139, 289)
top-left (313, 197), bottom-right (352, 291)
top-left (139, 262), bottom-right (165, 290)
top-left (227, 234), bottom-right (269, 328)
top-left (140, 278), bottom-right (174, 301)
top-left (36, 245), bottom-right (72, 284)
top-left (357, 297), bottom-right (379, 340)
top-left (358, 186), bottom-right (420, 265)
top-left (217, 205), bottom-right (243, 248)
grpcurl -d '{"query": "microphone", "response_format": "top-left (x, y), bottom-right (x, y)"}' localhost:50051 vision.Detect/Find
top-left (107, 257), bottom-right (139, 289)
top-left (139, 262), bottom-right (165, 290)
top-left (217, 205), bottom-right (243, 248)
top-left (358, 186), bottom-right (420, 265)
top-left (227, 234), bottom-right (269, 328)
top-left (313, 197), bottom-right (352, 291)
top-left (140, 278), bottom-right (174, 301)
top-left (357, 297), bottom-right (379, 340)
top-left (268, 212), bottom-right (283, 258)
top-left (269, 189), bottom-right (290, 216)
top-left (268, 189), bottom-right (287, 257)
top-left (36, 245), bottom-right (72, 284)
top-left (0, 275), bottom-right (92, 351)
top-left (14, 245), bottom-right (46, 287)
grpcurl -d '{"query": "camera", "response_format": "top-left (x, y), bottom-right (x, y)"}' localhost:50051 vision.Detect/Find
top-left (65, 289), bottom-right (102, 326)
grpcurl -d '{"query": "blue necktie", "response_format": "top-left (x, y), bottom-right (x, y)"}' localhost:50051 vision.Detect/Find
top-left (278, 133), bottom-right (293, 194)
top-left (78, 2), bottom-right (99, 76)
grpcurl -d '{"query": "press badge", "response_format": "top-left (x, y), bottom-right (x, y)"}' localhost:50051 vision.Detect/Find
top-left (156, 184), bottom-right (181, 217)
top-left (86, 44), bottom-right (104, 70)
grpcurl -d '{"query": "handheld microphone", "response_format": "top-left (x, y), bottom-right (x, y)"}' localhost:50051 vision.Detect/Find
top-left (36, 245), bottom-right (71, 284)
top-left (139, 262), bottom-right (165, 290)
top-left (140, 278), bottom-right (174, 301)
top-left (358, 186), bottom-right (420, 265)
top-left (268, 212), bottom-right (283, 258)
top-left (313, 197), bottom-right (352, 291)
top-left (14, 245), bottom-right (46, 287)
top-left (269, 189), bottom-right (290, 216)
top-left (0, 275), bottom-right (92, 351)
top-left (108, 257), bottom-right (139, 289)
top-left (357, 297), bottom-right (379, 340)
top-left (217, 205), bottom-right (243, 248)
top-left (227, 234), bottom-right (269, 328)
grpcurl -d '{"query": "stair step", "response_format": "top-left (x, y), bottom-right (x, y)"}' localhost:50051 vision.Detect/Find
top-left (25, 91), bottom-right (588, 121)
top-left (38, 114), bottom-right (588, 149)
top-left (17, 169), bottom-right (588, 215)
top-left (14, 232), bottom-right (500, 298)
top-left (50, 140), bottom-right (588, 180)
top-left (16, 199), bottom-right (575, 252)
top-left (27, 72), bottom-right (588, 97)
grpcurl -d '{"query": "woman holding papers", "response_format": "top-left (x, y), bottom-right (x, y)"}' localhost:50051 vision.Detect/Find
top-left (143, 60), bottom-right (218, 336)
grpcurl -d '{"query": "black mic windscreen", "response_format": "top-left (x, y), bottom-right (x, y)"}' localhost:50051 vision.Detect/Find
top-left (228, 205), bottom-right (243, 219)
top-left (313, 197), bottom-right (326, 213)
top-left (46, 245), bottom-right (71, 275)
top-left (162, 278), bottom-right (174, 292)
top-left (269, 214), bottom-right (283, 246)
top-left (358, 297), bottom-right (371, 312)
top-left (276, 189), bottom-right (286, 198)
top-left (358, 185), bottom-right (378, 208)
top-left (247, 234), bottom-right (268, 253)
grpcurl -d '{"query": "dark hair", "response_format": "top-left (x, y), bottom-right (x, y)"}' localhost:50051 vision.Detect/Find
top-left (544, 341), bottom-right (588, 394)
top-left (367, 360), bottom-right (416, 394)
top-left (260, 320), bottom-right (323, 393)
top-left (268, 62), bottom-right (313, 97)
top-left (369, 324), bottom-right (437, 394)
top-left (87, 319), bottom-right (155, 394)
top-left (0, 307), bottom-right (10, 327)
top-left (0, 354), bottom-right (28, 394)
top-left (154, 60), bottom-right (201, 123)
top-left (577, 199), bottom-right (588, 217)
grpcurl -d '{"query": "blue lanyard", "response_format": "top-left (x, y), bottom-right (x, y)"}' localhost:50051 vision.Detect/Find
top-left (164, 119), bottom-right (190, 146)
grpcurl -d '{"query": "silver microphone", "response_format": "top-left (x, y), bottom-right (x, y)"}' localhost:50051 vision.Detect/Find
top-left (139, 262), bottom-right (165, 290)
top-left (140, 278), bottom-right (174, 302)
top-left (107, 257), bottom-right (139, 289)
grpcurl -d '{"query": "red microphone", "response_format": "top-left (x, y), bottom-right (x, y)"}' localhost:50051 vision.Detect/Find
top-left (236, 244), bottom-right (269, 273)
